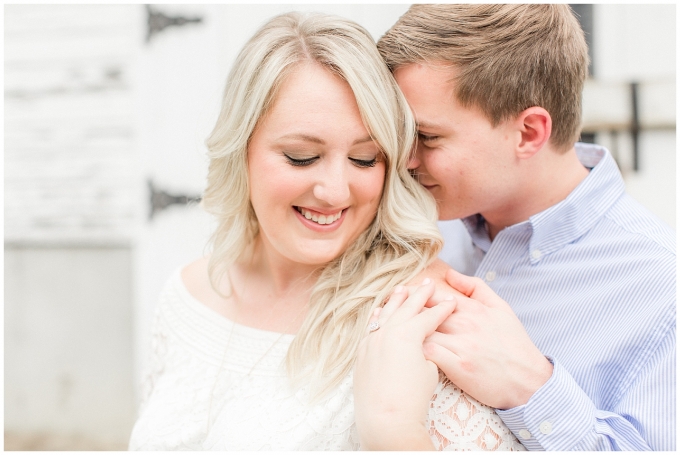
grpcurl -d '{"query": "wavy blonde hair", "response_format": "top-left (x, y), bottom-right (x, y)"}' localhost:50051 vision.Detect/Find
top-left (202, 12), bottom-right (442, 400)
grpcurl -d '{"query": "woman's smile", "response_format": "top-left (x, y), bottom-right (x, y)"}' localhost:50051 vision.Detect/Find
top-left (294, 206), bottom-right (346, 227)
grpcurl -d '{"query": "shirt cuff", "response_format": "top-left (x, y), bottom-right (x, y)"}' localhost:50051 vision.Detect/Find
top-left (496, 357), bottom-right (596, 451)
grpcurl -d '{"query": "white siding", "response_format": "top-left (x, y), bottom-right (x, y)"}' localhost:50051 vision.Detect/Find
top-left (4, 4), bottom-right (143, 244)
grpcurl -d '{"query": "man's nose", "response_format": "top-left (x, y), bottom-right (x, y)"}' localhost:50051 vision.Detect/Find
top-left (407, 144), bottom-right (421, 170)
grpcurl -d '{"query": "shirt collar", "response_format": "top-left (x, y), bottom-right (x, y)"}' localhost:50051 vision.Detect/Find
top-left (462, 143), bottom-right (626, 261)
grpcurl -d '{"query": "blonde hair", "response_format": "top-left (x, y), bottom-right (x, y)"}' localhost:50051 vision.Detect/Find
top-left (202, 12), bottom-right (442, 400)
top-left (377, 4), bottom-right (589, 151)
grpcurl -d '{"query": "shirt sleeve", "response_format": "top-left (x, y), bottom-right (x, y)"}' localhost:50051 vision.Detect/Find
top-left (496, 329), bottom-right (676, 451)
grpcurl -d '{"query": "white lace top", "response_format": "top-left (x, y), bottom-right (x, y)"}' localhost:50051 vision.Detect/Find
top-left (128, 270), bottom-right (525, 451)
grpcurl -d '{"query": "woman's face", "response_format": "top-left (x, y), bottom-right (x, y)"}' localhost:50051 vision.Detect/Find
top-left (247, 62), bottom-right (386, 268)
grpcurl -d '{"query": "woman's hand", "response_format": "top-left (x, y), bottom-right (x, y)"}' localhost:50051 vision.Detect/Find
top-left (353, 279), bottom-right (456, 450)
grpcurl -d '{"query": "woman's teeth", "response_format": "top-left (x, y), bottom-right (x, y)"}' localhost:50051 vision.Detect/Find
top-left (296, 207), bottom-right (342, 225)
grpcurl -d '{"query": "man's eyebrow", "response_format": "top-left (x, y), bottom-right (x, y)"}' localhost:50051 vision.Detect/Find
top-left (416, 121), bottom-right (445, 130)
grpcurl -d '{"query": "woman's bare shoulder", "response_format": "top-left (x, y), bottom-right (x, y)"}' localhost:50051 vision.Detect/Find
top-left (181, 257), bottom-right (236, 318)
top-left (180, 257), bottom-right (217, 303)
top-left (410, 259), bottom-right (450, 284)
top-left (408, 259), bottom-right (465, 300)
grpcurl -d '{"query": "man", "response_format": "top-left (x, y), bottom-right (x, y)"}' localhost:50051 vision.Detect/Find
top-left (378, 4), bottom-right (675, 451)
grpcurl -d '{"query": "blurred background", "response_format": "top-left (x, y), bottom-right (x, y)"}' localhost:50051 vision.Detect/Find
top-left (4, 4), bottom-right (675, 450)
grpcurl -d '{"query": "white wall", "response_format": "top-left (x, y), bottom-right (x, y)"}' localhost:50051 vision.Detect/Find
top-left (594, 4), bottom-right (675, 81)
top-left (4, 4), bottom-right (143, 449)
top-left (586, 4), bottom-right (676, 227)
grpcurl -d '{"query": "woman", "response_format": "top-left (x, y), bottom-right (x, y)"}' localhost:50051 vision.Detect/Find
top-left (129, 12), bottom-right (524, 451)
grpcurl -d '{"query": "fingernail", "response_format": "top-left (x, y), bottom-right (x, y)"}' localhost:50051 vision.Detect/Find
top-left (394, 285), bottom-right (404, 293)
top-left (444, 295), bottom-right (455, 301)
top-left (422, 278), bottom-right (431, 285)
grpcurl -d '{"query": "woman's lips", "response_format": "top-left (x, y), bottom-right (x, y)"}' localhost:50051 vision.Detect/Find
top-left (293, 206), bottom-right (347, 231)
top-left (295, 206), bottom-right (344, 225)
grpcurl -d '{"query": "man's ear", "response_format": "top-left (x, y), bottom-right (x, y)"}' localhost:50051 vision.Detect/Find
top-left (514, 106), bottom-right (552, 159)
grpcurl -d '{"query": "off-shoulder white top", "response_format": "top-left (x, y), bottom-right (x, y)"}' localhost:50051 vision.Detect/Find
top-left (128, 270), bottom-right (525, 451)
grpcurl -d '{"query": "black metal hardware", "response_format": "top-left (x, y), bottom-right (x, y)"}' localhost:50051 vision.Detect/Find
top-left (630, 82), bottom-right (640, 171)
top-left (145, 5), bottom-right (203, 43)
top-left (148, 179), bottom-right (202, 220)
top-left (570, 4), bottom-right (594, 77)
top-left (578, 132), bottom-right (596, 144)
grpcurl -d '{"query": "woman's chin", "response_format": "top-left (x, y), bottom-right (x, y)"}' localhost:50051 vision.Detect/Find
top-left (291, 245), bottom-right (346, 267)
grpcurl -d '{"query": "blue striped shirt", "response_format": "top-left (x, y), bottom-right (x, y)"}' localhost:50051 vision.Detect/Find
top-left (437, 143), bottom-right (676, 451)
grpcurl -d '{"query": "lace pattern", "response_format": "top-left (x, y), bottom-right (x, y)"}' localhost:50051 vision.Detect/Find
top-left (429, 374), bottom-right (525, 450)
top-left (128, 271), bottom-right (525, 451)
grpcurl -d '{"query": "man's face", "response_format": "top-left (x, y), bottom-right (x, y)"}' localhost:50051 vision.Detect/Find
top-left (394, 63), bottom-right (518, 222)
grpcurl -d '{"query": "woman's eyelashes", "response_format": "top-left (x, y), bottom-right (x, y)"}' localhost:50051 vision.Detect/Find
top-left (349, 157), bottom-right (377, 168)
top-left (283, 153), bottom-right (318, 167)
top-left (283, 153), bottom-right (377, 168)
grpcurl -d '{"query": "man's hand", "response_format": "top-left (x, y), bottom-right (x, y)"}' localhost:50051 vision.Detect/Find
top-left (424, 268), bottom-right (554, 410)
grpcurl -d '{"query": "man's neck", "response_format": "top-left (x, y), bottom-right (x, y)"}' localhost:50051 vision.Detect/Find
top-left (485, 146), bottom-right (589, 241)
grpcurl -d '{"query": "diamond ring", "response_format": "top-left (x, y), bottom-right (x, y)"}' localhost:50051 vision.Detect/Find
top-left (368, 321), bottom-right (380, 332)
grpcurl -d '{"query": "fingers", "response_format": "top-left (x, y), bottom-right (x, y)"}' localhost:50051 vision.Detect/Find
top-left (373, 280), bottom-right (455, 338)
top-left (411, 297), bottom-right (456, 339)
top-left (389, 279), bottom-right (436, 324)
top-left (380, 285), bottom-right (409, 322)
top-left (445, 268), bottom-right (502, 308)
top-left (422, 341), bottom-right (461, 381)
top-left (423, 284), bottom-right (462, 309)
top-left (424, 330), bottom-right (456, 351)
top-left (444, 268), bottom-right (477, 297)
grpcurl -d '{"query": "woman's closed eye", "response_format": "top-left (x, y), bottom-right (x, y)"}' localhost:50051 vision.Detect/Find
top-left (349, 157), bottom-right (378, 168)
top-left (283, 152), bottom-right (378, 168)
top-left (283, 153), bottom-right (319, 167)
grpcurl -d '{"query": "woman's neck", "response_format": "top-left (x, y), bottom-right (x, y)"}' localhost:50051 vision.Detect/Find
top-left (244, 235), bottom-right (322, 297)
top-left (225, 235), bottom-right (321, 333)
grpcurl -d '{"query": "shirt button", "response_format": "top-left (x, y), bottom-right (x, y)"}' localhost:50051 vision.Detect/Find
top-left (531, 249), bottom-right (542, 260)
top-left (518, 429), bottom-right (532, 439)
top-left (485, 271), bottom-right (496, 282)
top-left (539, 421), bottom-right (553, 435)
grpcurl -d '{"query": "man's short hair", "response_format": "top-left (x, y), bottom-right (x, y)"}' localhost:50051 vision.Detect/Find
top-left (378, 4), bottom-right (589, 151)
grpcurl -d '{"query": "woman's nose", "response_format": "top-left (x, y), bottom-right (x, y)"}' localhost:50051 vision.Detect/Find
top-left (312, 163), bottom-right (350, 206)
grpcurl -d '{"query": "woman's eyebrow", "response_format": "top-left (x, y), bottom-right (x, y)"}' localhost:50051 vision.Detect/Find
top-left (276, 134), bottom-right (375, 146)
top-left (352, 136), bottom-right (375, 146)
top-left (277, 134), bottom-right (325, 144)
